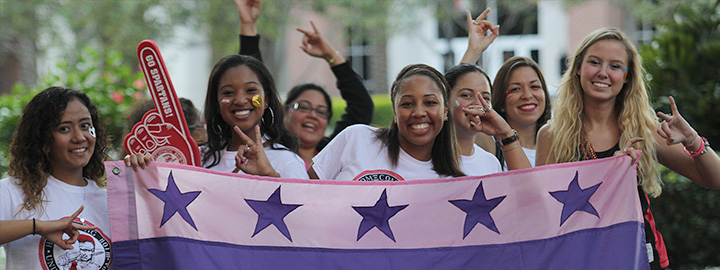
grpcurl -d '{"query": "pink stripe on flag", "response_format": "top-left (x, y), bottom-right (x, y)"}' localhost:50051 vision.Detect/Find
top-left (105, 153), bottom-right (642, 249)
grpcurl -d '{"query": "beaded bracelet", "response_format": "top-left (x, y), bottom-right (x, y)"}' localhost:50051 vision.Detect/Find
top-left (327, 51), bottom-right (339, 65)
top-left (683, 136), bottom-right (709, 157)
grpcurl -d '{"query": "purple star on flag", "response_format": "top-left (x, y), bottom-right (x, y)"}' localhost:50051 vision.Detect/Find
top-left (450, 182), bottom-right (505, 238)
top-left (245, 186), bottom-right (302, 241)
top-left (353, 189), bottom-right (408, 242)
top-left (148, 171), bottom-right (201, 230)
top-left (550, 171), bottom-right (601, 226)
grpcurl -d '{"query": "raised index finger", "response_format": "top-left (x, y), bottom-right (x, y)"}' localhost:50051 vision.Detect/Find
top-left (668, 96), bottom-right (679, 115)
top-left (296, 27), bottom-right (312, 36)
top-left (475, 8), bottom-right (491, 22)
top-left (309, 20), bottom-right (319, 34)
top-left (233, 126), bottom-right (255, 147)
top-left (69, 206), bottom-right (85, 220)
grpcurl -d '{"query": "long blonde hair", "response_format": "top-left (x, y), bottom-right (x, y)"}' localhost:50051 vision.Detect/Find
top-left (548, 28), bottom-right (661, 197)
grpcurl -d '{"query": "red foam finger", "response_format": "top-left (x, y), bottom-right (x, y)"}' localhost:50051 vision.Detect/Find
top-left (123, 40), bottom-right (201, 166)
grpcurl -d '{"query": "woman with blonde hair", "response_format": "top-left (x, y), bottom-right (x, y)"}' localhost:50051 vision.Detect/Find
top-left (536, 28), bottom-right (720, 269)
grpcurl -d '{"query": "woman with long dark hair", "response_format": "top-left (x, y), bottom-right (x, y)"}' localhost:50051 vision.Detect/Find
top-left (202, 54), bottom-right (307, 179)
top-left (0, 87), bottom-right (112, 269)
top-left (309, 64), bottom-right (463, 181)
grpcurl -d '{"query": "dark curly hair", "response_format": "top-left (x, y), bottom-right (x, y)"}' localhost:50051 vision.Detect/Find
top-left (8, 86), bottom-right (109, 213)
top-left (203, 54), bottom-right (298, 168)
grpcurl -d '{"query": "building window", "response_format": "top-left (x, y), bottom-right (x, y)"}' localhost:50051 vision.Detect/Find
top-left (531, 49), bottom-right (539, 65)
top-left (503, 50), bottom-right (515, 62)
top-left (347, 28), bottom-right (373, 88)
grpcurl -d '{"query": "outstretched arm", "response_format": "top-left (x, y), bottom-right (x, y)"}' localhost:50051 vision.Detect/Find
top-left (655, 96), bottom-right (720, 188)
top-left (459, 8), bottom-right (500, 64)
top-left (296, 21), bottom-right (374, 147)
top-left (0, 206), bottom-right (96, 249)
top-left (235, 0), bottom-right (263, 61)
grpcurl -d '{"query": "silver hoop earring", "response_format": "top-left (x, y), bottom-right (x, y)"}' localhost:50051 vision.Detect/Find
top-left (262, 107), bottom-right (275, 127)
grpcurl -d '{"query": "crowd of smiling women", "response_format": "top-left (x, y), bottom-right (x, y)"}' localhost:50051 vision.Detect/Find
top-left (2, 1), bottom-right (720, 269)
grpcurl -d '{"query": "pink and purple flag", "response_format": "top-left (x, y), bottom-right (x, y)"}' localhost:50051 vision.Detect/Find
top-left (105, 155), bottom-right (649, 269)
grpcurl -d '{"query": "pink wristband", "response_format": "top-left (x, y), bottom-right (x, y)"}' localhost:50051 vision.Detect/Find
top-left (683, 137), bottom-right (705, 157)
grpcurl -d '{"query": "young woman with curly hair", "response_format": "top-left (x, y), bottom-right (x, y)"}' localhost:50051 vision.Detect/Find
top-left (0, 87), bottom-right (112, 269)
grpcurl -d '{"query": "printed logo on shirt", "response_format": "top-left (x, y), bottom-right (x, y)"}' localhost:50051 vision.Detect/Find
top-left (39, 217), bottom-right (111, 270)
top-left (353, 170), bottom-right (405, 182)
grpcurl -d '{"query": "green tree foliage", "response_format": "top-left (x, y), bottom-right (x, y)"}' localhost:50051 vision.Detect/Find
top-left (0, 47), bottom-right (145, 175)
top-left (0, 0), bottom-right (189, 93)
top-left (651, 164), bottom-right (720, 269)
top-left (640, 0), bottom-right (720, 143)
top-left (329, 94), bottom-right (393, 130)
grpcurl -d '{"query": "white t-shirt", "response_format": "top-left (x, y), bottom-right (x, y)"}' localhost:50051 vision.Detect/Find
top-left (202, 142), bottom-right (308, 179)
top-left (523, 147), bottom-right (537, 167)
top-left (312, 124), bottom-right (446, 181)
top-left (0, 176), bottom-right (112, 270)
top-left (460, 144), bottom-right (502, 176)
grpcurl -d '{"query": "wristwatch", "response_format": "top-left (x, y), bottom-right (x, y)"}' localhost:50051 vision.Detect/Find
top-left (497, 129), bottom-right (519, 147)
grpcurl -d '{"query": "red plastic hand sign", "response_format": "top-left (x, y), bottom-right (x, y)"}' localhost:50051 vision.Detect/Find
top-left (123, 40), bottom-right (201, 166)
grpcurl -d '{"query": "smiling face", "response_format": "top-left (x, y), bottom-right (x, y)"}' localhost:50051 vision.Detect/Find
top-left (217, 65), bottom-right (266, 138)
top-left (50, 98), bottom-right (96, 178)
top-left (449, 72), bottom-right (491, 136)
top-left (504, 66), bottom-right (547, 128)
top-left (577, 39), bottom-right (628, 102)
top-left (286, 89), bottom-right (329, 149)
top-left (394, 75), bottom-right (447, 157)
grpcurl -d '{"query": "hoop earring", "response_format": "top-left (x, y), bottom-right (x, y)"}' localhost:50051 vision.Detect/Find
top-left (262, 107), bottom-right (275, 127)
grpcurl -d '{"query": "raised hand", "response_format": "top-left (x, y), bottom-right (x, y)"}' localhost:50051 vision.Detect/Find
top-left (124, 40), bottom-right (201, 166)
top-left (462, 93), bottom-right (512, 137)
top-left (38, 206), bottom-right (97, 250)
top-left (296, 21), bottom-right (345, 65)
top-left (233, 125), bottom-right (281, 177)
top-left (234, 0), bottom-right (261, 36)
top-left (460, 8), bottom-right (500, 64)
top-left (656, 96), bottom-right (697, 147)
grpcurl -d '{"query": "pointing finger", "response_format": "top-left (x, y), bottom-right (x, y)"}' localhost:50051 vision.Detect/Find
top-left (669, 96), bottom-right (679, 116)
top-left (310, 20), bottom-right (319, 34)
top-left (233, 126), bottom-right (255, 147)
top-left (69, 206), bottom-right (85, 220)
top-left (466, 10), bottom-right (473, 27)
top-left (475, 8), bottom-right (491, 22)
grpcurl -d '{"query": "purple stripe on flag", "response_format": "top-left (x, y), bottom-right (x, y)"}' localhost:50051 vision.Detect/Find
top-left (112, 221), bottom-right (648, 270)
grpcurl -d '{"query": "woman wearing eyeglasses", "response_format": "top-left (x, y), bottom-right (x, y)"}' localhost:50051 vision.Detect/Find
top-left (283, 24), bottom-right (373, 167)
top-left (235, 0), bottom-right (374, 167)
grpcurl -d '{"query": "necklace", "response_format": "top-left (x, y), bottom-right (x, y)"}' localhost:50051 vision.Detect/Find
top-left (580, 135), bottom-right (598, 160)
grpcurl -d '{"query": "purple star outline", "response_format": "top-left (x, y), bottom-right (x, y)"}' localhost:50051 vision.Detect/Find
top-left (449, 182), bottom-right (506, 238)
top-left (353, 189), bottom-right (408, 242)
top-left (148, 171), bottom-right (201, 230)
top-left (550, 171), bottom-right (601, 226)
top-left (245, 186), bottom-right (302, 241)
